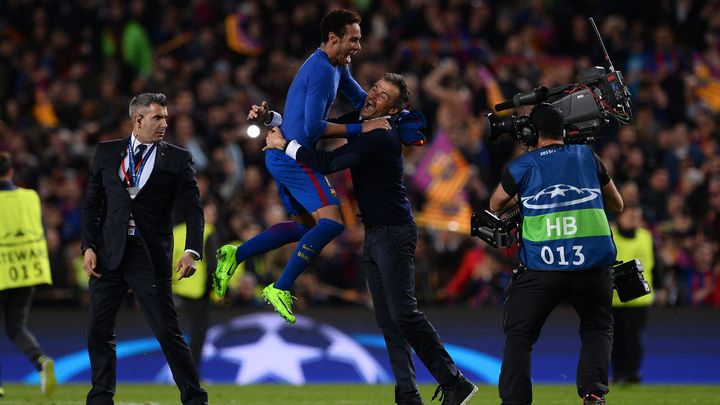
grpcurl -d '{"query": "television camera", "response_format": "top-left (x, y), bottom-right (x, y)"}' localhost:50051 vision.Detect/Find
top-left (613, 259), bottom-right (652, 302)
top-left (470, 204), bottom-right (521, 249)
top-left (486, 17), bottom-right (633, 146)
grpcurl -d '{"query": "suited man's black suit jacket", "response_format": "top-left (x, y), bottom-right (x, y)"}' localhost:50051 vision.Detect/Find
top-left (81, 138), bottom-right (203, 276)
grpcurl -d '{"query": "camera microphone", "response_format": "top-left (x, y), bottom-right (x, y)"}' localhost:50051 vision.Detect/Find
top-left (495, 87), bottom-right (549, 112)
top-left (494, 100), bottom-right (516, 112)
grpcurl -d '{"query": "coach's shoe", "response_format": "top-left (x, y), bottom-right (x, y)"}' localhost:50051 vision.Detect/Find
top-left (262, 283), bottom-right (296, 324)
top-left (213, 245), bottom-right (238, 297)
top-left (432, 372), bottom-right (477, 405)
top-left (583, 393), bottom-right (606, 404)
top-left (395, 386), bottom-right (425, 405)
top-left (39, 355), bottom-right (57, 396)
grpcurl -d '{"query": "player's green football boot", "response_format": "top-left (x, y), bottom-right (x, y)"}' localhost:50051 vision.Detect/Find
top-left (262, 283), bottom-right (296, 324)
top-left (213, 245), bottom-right (238, 297)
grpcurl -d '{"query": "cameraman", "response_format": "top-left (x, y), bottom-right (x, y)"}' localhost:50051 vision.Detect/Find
top-left (489, 103), bottom-right (623, 405)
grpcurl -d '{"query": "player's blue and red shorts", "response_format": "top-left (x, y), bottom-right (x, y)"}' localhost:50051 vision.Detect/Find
top-left (265, 149), bottom-right (338, 216)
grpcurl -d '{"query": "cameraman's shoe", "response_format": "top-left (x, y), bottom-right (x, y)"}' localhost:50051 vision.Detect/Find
top-left (431, 372), bottom-right (477, 405)
top-left (395, 386), bottom-right (425, 405)
top-left (583, 393), bottom-right (606, 404)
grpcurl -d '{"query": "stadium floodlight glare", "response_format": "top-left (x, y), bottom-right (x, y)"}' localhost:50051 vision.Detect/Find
top-left (247, 124), bottom-right (260, 138)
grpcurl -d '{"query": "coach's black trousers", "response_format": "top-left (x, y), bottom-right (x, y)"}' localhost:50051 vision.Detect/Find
top-left (363, 223), bottom-right (458, 395)
top-left (87, 239), bottom-right (207, 405)
top-left (499, 267), bottom-right (614, 405)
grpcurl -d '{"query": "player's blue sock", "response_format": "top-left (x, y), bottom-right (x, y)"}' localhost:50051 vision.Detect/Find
top-left (274, 218), bottom-right (344, 290)
top-left (235, 221), bottom-right (310, 264)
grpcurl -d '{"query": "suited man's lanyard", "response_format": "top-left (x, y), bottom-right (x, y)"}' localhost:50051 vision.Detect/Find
top-left (122, 137), bottom-right (157, 197)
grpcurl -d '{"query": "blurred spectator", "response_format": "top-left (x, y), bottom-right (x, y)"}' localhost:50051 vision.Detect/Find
top-left (173, 114), bottom-right (209, 172)
top-left (611, 182), bottom-right (656, 385)
top-left (101, 0), bottom-right (154, 90)
top-left (689, 242), bottom-right (719, 306)
top-left (641, 168), bottom-right (671, 223)
top-left (421, 59), bottom-right (472, 136)
top-left (436, 242), bottom-right (512, 307)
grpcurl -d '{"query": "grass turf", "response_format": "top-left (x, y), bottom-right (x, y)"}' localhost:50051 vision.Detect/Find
top-left (2, 383), bottom-right (719, 404)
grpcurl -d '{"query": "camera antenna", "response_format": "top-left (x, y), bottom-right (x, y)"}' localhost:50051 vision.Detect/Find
top-left (589, 17), bottom-right (615, 73)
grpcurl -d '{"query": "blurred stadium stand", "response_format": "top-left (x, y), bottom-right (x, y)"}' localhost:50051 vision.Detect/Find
top-left (0, 0), bottom-right (719, 310)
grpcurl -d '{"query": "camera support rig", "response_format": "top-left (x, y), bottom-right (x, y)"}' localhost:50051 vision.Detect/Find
top-left (470, 204), bottom-right (521, 249)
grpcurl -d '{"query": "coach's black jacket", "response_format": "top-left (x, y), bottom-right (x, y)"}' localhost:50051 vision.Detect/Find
top-left (81, 138), bottom-right (203, 276)
top-left (296, 111), bottom-right (414, 227)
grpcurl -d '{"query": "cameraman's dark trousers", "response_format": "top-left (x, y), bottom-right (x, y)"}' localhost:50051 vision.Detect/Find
top-left (363, 223), bottom-right (459, 396)
top-left (499, 267), bottom-right (614, 405)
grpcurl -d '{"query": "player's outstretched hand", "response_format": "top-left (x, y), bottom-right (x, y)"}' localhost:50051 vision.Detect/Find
top-left (361, 116), bottom-right (391, 133)
top-left (248, 101), bottom-right (270, 123)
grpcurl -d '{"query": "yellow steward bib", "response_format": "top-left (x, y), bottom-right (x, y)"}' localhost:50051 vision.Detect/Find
top-left (172, 223), bottom-right (214, 299)
top-left (0, 188), bottom-right (52, 290)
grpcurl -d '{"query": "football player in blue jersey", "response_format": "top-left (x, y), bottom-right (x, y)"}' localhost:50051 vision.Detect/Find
top-left (213, 9), bottom-right (388, 324)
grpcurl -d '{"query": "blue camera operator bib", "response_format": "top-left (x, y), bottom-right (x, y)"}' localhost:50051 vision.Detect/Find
top-left (508, 144), bottom-right (616, 271)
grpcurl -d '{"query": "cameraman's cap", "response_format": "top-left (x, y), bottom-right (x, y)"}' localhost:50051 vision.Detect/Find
top-left (530, 103), bottom-right (564, 137)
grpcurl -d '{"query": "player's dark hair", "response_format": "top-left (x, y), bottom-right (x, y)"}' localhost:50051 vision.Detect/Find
top-left (382, 73), bottom-right (410, 110)
top-left (320, 9), bottom-right (361, 43)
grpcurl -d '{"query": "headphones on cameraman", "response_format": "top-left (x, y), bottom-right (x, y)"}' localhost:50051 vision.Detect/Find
top-left (525, 103), bottom-right (565, 147)
top-left (519, 125), bottom-right (539, 148)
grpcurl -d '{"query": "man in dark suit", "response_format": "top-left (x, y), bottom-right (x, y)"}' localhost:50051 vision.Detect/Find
top-left (81, 93), bottom-right (207, 405)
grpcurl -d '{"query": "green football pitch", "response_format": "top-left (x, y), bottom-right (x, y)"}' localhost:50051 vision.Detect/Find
top-left (3, 383), bottom-right (719, 404)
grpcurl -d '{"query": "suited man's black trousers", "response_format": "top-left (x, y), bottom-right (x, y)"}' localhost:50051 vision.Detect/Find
top-left (86, 240), bottom-right (207, 405)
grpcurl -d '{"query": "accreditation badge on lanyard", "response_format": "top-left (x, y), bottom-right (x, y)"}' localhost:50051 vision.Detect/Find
top-left (123, 138), bottom-right (156, 200)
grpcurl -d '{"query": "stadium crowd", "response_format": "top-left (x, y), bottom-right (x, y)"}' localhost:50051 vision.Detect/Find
top-left (1, 0), bottom-right (719, 310)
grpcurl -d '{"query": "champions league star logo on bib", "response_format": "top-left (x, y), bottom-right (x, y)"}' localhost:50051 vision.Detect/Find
top-left (521, 184), bottom-right (601, 210)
